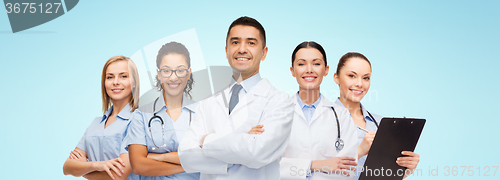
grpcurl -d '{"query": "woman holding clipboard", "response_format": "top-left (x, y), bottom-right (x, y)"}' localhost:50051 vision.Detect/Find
top-left (333, 52), bottom-right (420, 179)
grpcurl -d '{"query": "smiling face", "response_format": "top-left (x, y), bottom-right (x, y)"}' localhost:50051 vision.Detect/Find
top-left (291, 48), bottom-right (329, 91)
top-left (157, 53), bottom-right (191, 98)
top-left (334, 57), bottom-right (371, 103)
top-left (226, 25), bottom-right (268, 80)
top-left (105, 60), bottom-right (133, 105)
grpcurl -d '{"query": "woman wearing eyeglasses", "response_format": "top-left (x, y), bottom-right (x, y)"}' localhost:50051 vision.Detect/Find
top-left (125, 42), bottom-right (200, 180)
top-left (63, 55), bottom-right (140, 180)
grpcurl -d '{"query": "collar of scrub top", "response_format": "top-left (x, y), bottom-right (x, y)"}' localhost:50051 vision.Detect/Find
top-left (100, 103), bottom-right (133, 123)
top-left (334, 97), bottom-right (377, 125)
top-left (152, 92), bottom-right (197, 115)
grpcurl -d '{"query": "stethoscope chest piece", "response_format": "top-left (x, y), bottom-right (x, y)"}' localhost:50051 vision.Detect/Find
top-left (151, 143), bottom-right (167, 151)
top-left (335, 138), bottom-right (344, 152)
top-left (330, 107), bottom-right (344, 152)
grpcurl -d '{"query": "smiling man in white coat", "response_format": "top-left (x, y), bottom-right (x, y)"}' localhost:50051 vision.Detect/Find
top-left (178, 16), bottom-right (294, 180)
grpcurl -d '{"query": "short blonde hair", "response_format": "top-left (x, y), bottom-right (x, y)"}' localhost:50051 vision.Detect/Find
top-left (101, 55), bottom-right (140, 113)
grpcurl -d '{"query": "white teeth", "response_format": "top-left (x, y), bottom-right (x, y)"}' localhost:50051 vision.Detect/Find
top-left (351, 90), bottom-right (362, 93)
top-left (168, 84), bottom-right (179, 88)
top-left (236, 58), bottom-right (250, 61)
top-left (304, 77), bottom-right (315, 80)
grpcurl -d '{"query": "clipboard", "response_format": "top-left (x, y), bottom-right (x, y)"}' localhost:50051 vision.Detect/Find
top-left (358, 117), bottom-right (426, 180)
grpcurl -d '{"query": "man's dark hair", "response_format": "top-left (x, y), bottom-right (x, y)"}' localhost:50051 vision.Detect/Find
top-left (226, 16), bottom-right (266, 48)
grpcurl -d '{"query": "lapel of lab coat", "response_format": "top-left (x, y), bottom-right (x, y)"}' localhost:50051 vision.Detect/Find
top-left (229, 78), bottom-right (271, 115)
top-left (213, 79), bottom-right (272, 114)
top-left (215, 87), bottom-right (230, 112)
top-left (310, 94), bottom-right (335, 125)
top-left (292, 93), bottom-right (307, 123)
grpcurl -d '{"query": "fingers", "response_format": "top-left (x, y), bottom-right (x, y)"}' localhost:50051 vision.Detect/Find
top-left (108, 161), bottom-right (123, 177)
top-left (338, 156), bottom-right (356, 161)
top-left (73, 150), bottom-right (84, 159)
top-left (338, 164), bottom-right (357, 171)
top-left (112, 159), bottom-right (125, 173)
top-left (105, 169), bottom-right (115, 180)
top-left (397, 160), bottom-right (418, 169)
top-left (248, 130), bottom-right (264, 134)
top-left (115, 157), bottom-right (126, 167)
top-left (69, 150), bottom-right (80, 159)
top-left (397, 153), bottom-right (419, 169)
top-left (340, 160), bottom-right (357, 166)
top-left (251, 125), bottom-right (264, 131)
top-left (253, 125), bottom-right (264, 128)
top-left (402, 151), bottom-right (420, 158)
top-left (337, 157), bottom-right (357, 168)
top-left (248, 125), bottom-right (265, 134)
top-left (337, 157), bottom-right (357, 170)
top-left (248, 130), bottom-right (263, 134)
top-left (69, 153), bottom-right (77, 159)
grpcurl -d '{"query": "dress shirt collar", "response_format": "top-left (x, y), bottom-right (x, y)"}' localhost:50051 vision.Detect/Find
top-left (296, 92), bottom-right (321, 109)
top-left (229, 72), bottom-right (262, 94)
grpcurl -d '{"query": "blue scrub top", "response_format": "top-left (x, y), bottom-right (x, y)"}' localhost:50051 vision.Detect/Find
top-left (124, 93), bottom-right (200, 180)
top-left (335, 98), bottom-right (382, 180)
top-left (76, 103), bottom-right (140, 180)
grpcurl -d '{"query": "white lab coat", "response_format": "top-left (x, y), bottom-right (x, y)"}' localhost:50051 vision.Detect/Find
top-left (280, 94), bottom-right (358, 180)
top-left (178, 78), bottom-right (294, 180)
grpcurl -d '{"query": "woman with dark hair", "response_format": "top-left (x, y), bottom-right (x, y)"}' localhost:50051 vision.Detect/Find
top-left (125, 41), bottom-right (200, 180)
top-left (333, 52), bottom-right (420, 179)
top-left (63, 55), bottom-right (140, 180)
top-left (249, 41), bottom-right (358, 179)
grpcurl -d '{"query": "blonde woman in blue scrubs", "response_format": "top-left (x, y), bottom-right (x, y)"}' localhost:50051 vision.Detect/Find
top-left (125, 42), bottom-right (200, 180)
top-left (333, 52), bottom-right (420, 179)
top-left (63, 55), bottom-right (140, 180)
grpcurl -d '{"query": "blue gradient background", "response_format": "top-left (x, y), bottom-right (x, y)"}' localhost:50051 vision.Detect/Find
top-left (1, 0), bottom-right (499, 179)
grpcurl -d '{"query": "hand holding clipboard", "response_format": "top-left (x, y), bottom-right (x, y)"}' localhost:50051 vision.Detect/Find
top-left (358, 118), bottom-right (425, 180)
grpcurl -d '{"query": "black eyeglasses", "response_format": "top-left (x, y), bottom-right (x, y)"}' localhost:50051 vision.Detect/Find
top-left (158, 68), bottom-right (190, 78)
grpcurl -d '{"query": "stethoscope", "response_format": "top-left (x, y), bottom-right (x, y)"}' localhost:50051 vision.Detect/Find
top-left (330, 107), bottom-right (344, 152)
top-left (330, 107), bottom-right (379, 152)
top-left (148, 97), bottom-right (192, 151)
top-left (367, 111), bottom-right (379, 128)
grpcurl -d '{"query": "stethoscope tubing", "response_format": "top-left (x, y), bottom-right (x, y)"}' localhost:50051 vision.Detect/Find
top-left (148, 97), bottom-right (192, 150)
